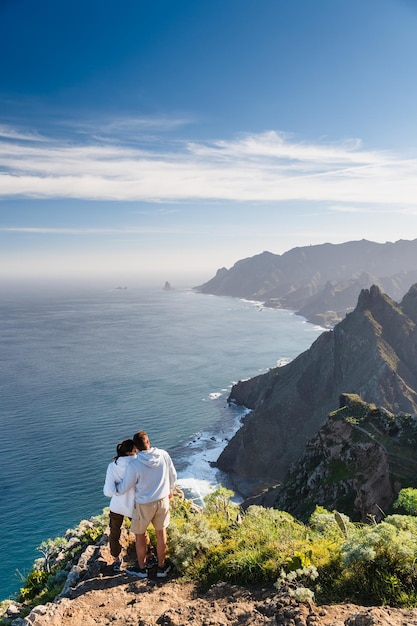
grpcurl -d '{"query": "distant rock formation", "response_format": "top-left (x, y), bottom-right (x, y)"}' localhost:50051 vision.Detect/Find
top-left (216, 284), bottom-right (417, 501)
top-left (195, 239), bottom-right (417, 327)
top-left (163, 281), bottom-right (174, 291)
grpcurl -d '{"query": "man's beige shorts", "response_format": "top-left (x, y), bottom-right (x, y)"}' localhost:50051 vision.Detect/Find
top-left (130, 497), bottom-right (171, 534)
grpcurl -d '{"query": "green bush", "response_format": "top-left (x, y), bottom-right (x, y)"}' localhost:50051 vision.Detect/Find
top-left (393, 488), bottom-right (417, 516)
top-left (203, 485), bottom-right (240, 535)
top-left (324, 517), bottom-right (417, 606)
top-left (17, 570), bottom-right (48, 602)
top-left (184, 498), bottom-right (321, 588)
top-left (167, 513), bottom-right (222, 575)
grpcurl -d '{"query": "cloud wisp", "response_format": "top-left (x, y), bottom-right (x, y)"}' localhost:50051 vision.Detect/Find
top-left (0, 124), bottom-right (416, 207)
top-left (0, 226), bottom-right (194, 235)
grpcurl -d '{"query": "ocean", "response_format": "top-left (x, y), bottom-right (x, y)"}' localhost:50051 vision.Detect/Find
top-left (0, 286), bottom-right (323, 599)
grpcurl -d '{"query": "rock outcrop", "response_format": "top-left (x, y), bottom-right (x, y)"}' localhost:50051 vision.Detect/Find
top-left (195, 239), bottom-right (417, 326)
top-left (267, 394), bottom-right (417, 522)
top-left (216, 285), bottom-right (417, 500)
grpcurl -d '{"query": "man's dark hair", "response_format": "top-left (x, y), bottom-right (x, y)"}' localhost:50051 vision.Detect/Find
top-left (133, 430), bottom-right (150, 451)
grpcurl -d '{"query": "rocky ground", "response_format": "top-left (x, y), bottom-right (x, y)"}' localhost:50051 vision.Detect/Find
top-left (6, 532), bottom-right (417, 626)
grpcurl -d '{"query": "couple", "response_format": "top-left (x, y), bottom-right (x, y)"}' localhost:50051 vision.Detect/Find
top-left (103, 430), bottom-right (177, 579)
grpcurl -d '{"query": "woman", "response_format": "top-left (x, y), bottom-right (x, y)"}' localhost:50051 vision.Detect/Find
top-left (103, 439), bottom-right (137, 572)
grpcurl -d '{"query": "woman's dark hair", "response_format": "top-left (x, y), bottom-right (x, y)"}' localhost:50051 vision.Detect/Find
top-left (114, 438), bottom-right (136, 463)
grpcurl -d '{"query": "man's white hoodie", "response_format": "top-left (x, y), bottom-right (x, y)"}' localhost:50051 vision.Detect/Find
top-left (114, 447), bottom-right (177, 504)
top-left (103, 455), bottom-right (136, 517)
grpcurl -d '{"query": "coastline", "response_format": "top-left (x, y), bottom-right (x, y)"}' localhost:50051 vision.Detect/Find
top-left (172, 394), bottom-right (251, 505)
top-left (172, 302), bottom-right (327, 504)
top-left (173, 390), bottom-right (284, 505)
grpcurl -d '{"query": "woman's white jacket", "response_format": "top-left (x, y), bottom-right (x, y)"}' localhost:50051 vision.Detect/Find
top-left (103, 455), bottom-right (136, 517)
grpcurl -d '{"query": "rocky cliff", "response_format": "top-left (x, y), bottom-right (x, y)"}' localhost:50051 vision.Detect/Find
top-left (195, 239), bottom-right (417, 326)
top-left (267, 393), bottom-right (417, 522)
top-left (216, 284), bottom-right (417, 498)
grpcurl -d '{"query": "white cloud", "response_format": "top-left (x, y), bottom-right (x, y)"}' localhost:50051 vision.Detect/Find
top-left (0, 226), bottom-right (193, 235)
top-left (69, 115), bottom-right (192, 136)
top-left (0, 125), bottom-right (48, 142)
top-left (328, 204), bottom-right (417, 215)
top-left (0, 124), bottom-right (416, 206)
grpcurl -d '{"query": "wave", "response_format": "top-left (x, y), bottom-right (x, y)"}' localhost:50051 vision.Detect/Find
top-left (174, 398), bottom-right (250, 506)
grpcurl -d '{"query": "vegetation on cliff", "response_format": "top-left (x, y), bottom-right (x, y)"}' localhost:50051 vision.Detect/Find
top-left (5, 486), bottom-right (417, 623)
top-left (166, 487), bottom-right (417, 607)
top-left (0, 512), bottom-right (108, 620)
top-left (271, 393), bottom-right (417, 522)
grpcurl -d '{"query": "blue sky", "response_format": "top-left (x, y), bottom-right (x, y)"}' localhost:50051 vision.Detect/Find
top-left (1, 0), bottom-right (417, 287)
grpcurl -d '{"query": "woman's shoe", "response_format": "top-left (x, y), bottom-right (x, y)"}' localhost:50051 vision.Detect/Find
top-left (112, 558), bottom-right (123, 572)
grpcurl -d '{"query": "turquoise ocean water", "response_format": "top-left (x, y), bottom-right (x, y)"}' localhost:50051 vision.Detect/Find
top-left (0, 286), bottom-right (323, 599)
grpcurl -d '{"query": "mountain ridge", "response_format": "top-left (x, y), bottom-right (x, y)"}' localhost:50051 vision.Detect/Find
top-left (195, 238), bottom-right (417, 326)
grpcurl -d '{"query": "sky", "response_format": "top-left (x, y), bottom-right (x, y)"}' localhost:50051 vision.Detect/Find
top-left (1, 0), bottom-right (417, 288)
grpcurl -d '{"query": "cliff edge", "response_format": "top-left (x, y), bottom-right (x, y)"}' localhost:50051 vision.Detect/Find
top-left (7, 530), bottom-right (417, 626)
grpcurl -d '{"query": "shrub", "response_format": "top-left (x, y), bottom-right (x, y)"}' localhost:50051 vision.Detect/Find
top-left (203, 485), bottom-right (240, 535)
top-left (17, 570), bottom-right (48, 602)
top-left (167, 514), bottom-right (222, 576)
top-left (196, 505), bottom-right (316, 587)
top-left (393, 488), bottom-right (417, 516)
top-left (275, 566), bottom-right (319, 603)
top-left (330, 518), bottom-right (417, 606)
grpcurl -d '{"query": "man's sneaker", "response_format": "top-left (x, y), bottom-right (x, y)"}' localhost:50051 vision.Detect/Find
top-left (156, 559), bottom-right (171, 578)
top-left (112, 558), bottom-right (123, 572)
top-left (126, 565), bottom-right (147, 579)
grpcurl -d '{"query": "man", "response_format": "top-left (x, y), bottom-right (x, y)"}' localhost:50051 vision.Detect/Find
top-left (114, 430), bottom-right (177, 579)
